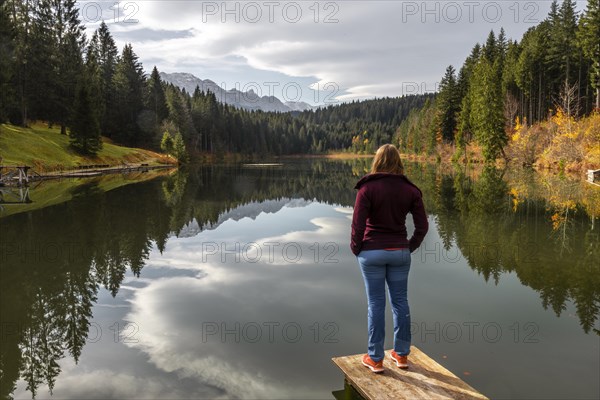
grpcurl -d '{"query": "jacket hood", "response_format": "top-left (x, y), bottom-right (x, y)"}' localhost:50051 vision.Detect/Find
top-left (354, 173), bottom-right (422, 195)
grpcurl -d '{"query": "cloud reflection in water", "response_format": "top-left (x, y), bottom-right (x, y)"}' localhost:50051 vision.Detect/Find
top-left (123, 201), bottom-right (362, 399)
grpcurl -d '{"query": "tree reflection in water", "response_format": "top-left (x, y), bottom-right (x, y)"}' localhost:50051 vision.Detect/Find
top-left (0, 159), bottom-right (598, 397)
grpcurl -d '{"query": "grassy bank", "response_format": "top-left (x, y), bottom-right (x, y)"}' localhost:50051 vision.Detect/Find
top-left (0, 123), bottom-right (174, 172)
top-left (0, 168), bottom-right (174, 218)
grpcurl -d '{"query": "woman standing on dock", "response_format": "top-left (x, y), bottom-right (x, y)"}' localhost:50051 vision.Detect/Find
top-left (351, 144), bottom-right (429, 373)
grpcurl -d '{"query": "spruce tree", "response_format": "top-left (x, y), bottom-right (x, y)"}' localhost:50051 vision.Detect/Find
top-left (516, 24), bottom-right (550, 123)
top-left (578, 0), bottom-right (600, 109)
top-left (173, 131), bottom-right (189, 164)
top-left (483, 30), bottom-right (497, 63)
top-left (11, 0), bottom-right (41, 125)
top-left (546, 0), bottom-right (580, 103)
top-left (146, 66), bottom-right (169, 128)
top-left (456, 44), bottom-right (481, 146)
top-left (437, 65), bottom-right (459, 142)
top-left (497, 28), bottom-right (508, 69)
top-left (94, 21), bottom-right (119, 137)
top-left (112, 44), bottom-right (146, 145)
top-left (470, 58), bottom-right (507, 162)
top-left (50, 0), bottom-right (86, 134)
top-left (0, 2), bottom-right (15, 122)
top-left (160, 130), bottom-right (174, 154)
top-left (84, 38), bottom-right (103, 116)
top-left (70, 77), bottom-right (102, 155)
top-left (27, 0), bottom-right (56, 123)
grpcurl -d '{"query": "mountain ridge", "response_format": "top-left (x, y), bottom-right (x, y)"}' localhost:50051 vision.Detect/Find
top-left (160, 72), bottom-right (317, 112)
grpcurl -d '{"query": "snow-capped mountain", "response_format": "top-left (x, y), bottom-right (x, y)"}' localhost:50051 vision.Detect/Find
top-left (174, 198), bottom-right (313, 238)
top-left (160, 72), bottom-right (317, 112)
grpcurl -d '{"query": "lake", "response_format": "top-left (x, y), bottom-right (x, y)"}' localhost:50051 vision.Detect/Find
top-left (1, 159), bottom-right (599, 399)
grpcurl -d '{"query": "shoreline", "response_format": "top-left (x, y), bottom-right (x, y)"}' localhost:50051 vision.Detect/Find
top-left (283, 151), bottom-right (598, 181)
top-left (1, 163), bottom-right (176, 186)
top-left (39, 163), bottom-right (176, 179)
top-left (5, 152), bottom-right (596, 187)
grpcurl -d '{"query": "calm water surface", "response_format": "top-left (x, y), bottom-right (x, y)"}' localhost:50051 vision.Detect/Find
top-left (1, 159), bottom-right (599, 399)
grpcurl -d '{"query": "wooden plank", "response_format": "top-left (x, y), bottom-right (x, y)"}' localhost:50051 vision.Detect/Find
top-left (332, 347), bottom-right (488, 400)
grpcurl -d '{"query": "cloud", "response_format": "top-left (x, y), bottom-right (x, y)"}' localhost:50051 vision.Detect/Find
top-left (112, 27), bottom-right (194, 43)
top-left (94, 1), bottom-right (554, 102)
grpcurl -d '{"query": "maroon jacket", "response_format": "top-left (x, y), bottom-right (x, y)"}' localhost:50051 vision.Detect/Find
top-left (351, 173), bottom-right (429, 255)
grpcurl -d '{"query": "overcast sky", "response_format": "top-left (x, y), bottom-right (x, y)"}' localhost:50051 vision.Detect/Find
top-left (80, 1), bottom-right (580, 105)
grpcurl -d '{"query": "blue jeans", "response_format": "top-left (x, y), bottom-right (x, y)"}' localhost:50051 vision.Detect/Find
top-left (357, 249), bottom-right (411, 362)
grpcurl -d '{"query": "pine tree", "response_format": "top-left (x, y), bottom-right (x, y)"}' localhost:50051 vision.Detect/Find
top-left (86, 32), bottom-right (104, 124)
top-left (112, 44), bottom-right (146, 145)
top-left (146, 66), bottom-right (169, 128)
top-left (437, 65), bottom-right (459, 142)
top-left (516, 24), bottom-right (550, 123)
top-left (26, 0), bottom-right (55, 123)
top-left (483, 30), bottom-right (497, 63)
top-left (546, 0), bottom-right (580, 103)
top-left (456, 93), bottom-right (470, 148)
top-left (69, 77), bottom-right (102, 155)
top-left (470, 58), bottom-right (507, 162)
top-left (160, 130), bottom-right (174, 154)
top-left (173, 131), bottom-right (189, 164)
top-left (502, 40), bottom-right (522, 128)
top-left (11, 0), bottom-right (41, 125)
top-left (93, 21), bottom-right (119, 137)
top-left (84, 38), bottom-right (103, 116)
top-left (50, 0), bottom-right (86, 134)
top-left (502, 39), bottom-right (521, 96)
top-left (165, 84), bottom-right (196, 140)
top-left (578, 0), bottom-right (600, 109)
top-left (0, 1), bottom-right (15, 122)
top-left (190, 86), bottom-right (207, 151)
top-left (497, 28), bottom-right (508, 68)
top-left (456, 44), bottom-right (481, 146)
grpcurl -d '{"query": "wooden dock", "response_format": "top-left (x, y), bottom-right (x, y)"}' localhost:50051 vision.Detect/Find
top-left (0, 165), bottom-right (32, 185)
top-left (0, 163), bottom-right (175, 186)
top-left (332, 347), bottom-right (488, 400)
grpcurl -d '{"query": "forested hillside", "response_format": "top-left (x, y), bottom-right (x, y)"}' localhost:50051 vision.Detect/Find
top-left (0, 1), bottom-right (431, 158)
top-left (396, 0), bottom-right (600, 170)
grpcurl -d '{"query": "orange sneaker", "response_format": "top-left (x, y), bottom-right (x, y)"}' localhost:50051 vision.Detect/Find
top-left (362, 354), bottom-right (384, 373)
top-left (390, 350), bottom-right (409, 369)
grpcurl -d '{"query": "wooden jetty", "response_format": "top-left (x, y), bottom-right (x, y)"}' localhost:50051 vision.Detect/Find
top-left (0, 163), bottom-right (175, 186)
top-left (0, 165), bottom-right (32, 185)
top-left (332, 347), bottom-right (488, 400)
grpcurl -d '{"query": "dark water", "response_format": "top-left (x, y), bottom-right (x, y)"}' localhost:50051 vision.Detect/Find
top-left (1, 159), bottom-right (599, 399)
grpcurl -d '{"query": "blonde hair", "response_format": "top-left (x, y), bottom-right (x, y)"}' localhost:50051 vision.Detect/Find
top-left (371, 144), bottom-right (404, 174)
